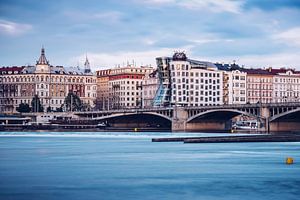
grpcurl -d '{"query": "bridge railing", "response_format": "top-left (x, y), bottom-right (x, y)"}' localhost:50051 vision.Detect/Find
top-left (73, 102), bottom-right (300, 115)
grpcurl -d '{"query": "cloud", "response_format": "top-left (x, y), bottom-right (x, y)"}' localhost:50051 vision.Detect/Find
top-left (0, 19), bottom-right (32, 36)
top-left (273, 27), bottom-right (300, 46)
top-left (140, 0), bottom-right (244, 13)
top-left (92, 11), bottom-right (123, 23)
top-left (238, 52), bottom-right (300, 68)
top-left (244, 0), bottom-right (300, 11)
top-left (71, 46), bottom-right (193, 70)
top-left (64, 10), bottom-right (123, 24)
top-left (180, 0), bottom-right (244, 13)
top-left (200, 51), bottom-right (300, 69)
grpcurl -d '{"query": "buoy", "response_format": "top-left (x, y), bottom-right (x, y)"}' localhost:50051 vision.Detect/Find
top-left (134, 128), bottom-right (138, 132)
top-left (286, 157), bottom-right (294, 165)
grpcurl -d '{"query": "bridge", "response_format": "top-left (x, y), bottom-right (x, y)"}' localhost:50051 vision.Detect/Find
top-left (74, 102), bottom-right (300, 132)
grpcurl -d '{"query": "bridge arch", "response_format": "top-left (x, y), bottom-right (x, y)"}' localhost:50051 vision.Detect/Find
top-left (270, 107), bottom-right (300, 122)
top-left (187, 109), bottom-right (260, 123)
top-left (91, 112), bottom-right (172, 122)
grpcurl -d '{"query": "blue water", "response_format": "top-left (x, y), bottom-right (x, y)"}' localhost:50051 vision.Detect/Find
top-left (0, 132), bottom-right (299, 200)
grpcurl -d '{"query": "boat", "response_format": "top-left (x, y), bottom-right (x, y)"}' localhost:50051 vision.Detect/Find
top-left (97, 122), bottom-right (107, 129)
top-left (232, 120), bottom-right (258, 130)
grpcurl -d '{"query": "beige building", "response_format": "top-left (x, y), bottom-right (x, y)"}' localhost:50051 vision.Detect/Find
top-left (243, 69), bottom-right (273, 104)
top-left (96, 69), bottom-right (111, 110)
top-left (142, 70), bottom-right (159, 108)
top-left (96, 65), bottom-right (154, 109)
top-left (0, 48), bottom-right (97, 113)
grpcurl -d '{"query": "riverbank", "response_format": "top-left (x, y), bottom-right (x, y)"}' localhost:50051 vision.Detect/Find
top-left (0, 124), bottom-right (170, 132)
top-left (152, 134), bottom-right (300, 143)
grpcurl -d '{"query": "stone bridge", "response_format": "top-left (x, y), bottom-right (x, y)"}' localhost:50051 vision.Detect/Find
top-left (74, 102), bottom-right (300, 132)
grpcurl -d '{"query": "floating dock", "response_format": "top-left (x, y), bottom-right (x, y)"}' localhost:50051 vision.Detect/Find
top-left (152, 134), bottom-right (300, 143)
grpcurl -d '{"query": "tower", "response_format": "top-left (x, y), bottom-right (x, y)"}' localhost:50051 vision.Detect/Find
top-left (84, 55), bottom-right (91, 74)
top-left (36, 47), bottom-right (50, 73)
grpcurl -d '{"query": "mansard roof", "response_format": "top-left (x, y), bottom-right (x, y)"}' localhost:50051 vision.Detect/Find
top-left (0, 66), bottom-right (25, 74)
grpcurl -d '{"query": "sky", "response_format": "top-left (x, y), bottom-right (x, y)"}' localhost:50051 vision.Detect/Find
top-left (1, 0), bottom-right (300, 70)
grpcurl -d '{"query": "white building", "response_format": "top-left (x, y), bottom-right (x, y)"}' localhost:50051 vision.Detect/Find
top-left (169, 52), bottom-right (223, 106)
top-left (273, 69), bottom-right (300, 103)
top-left (224, 70), bottom-right (247, 104)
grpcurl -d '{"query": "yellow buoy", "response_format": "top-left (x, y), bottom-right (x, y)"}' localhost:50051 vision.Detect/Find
top-left (134, 128), bottom-right (138, 132)
top-left (286, 157), bottom-right (294, 165)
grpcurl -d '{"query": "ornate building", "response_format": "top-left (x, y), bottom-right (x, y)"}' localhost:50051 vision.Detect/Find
top-left (0, 48), bottom-right (97, 113)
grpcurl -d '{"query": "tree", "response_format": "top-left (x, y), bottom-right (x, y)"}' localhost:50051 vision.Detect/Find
top-left (56, 107), bottom-right (63, 112)
top-left (31, 95), bottom-right (44, 112)
top-left (46, 106), bottom-right (52, 112)
top-left (82, 102), bottom-right (92, 111)
top-left (16, 103), bottom-right (31, 113)
top-left (62, 92), bottom-right (83, 112)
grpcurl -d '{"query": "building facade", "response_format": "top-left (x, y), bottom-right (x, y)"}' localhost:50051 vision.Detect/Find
top-left (273, 69), bottom-right (300, 103)
top-left (96, 69), bottom-right (111, 110)
top-left (242, 69), bottom-right (273, 104)
top-left (96, 65), bottom-right (154, 109)
top-left (223, 70), bottom-right (247, 104)
top-left (142, 70), bottom-right (159, 108)
top-left (155, 52), bottom-right (223, 107)
top-left (0, 48), bottom-right (97, 113)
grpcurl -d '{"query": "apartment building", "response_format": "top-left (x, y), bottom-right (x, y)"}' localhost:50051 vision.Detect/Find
top-left (96, 65), bottom-right (154, 109)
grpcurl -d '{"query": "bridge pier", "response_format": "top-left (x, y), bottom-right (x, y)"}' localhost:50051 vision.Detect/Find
top-left (270, 122), bottom-right (300, 132)
top-left (186, 121), bottom-right (231, 132)
top-left (259, 107), bottom-right (270, 133)
top-left (172, 108), bottom-right (188, 132)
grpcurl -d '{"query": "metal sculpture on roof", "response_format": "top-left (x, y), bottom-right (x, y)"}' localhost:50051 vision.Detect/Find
top-left (172, 51), bottom-right (187, 61)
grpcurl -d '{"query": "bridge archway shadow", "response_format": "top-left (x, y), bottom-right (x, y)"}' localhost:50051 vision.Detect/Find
top-left (186, 109), bottom-right (260, 132)
top-left (103, 113), bottom-right (171, 131)
top-left (269, 108), bottom-right (300, 132)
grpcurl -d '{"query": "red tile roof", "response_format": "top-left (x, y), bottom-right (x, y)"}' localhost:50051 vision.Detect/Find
top-left (0, 66), bottom-right (25, 72)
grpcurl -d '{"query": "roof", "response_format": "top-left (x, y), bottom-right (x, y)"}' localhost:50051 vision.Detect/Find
top-left (36, 48), bottom-right (49, 65)
top-left (214, 63), bottom-right (241, 71)
top-left (0, 66), bottom-right (25, 72)
top-left (240, 68), bottom-right (273, 75)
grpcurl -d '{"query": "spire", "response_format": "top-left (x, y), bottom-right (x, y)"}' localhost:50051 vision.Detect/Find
top-left (37, 47), bottom-right (49, 65)
top-left (84, 54), bottom-right (91, 73)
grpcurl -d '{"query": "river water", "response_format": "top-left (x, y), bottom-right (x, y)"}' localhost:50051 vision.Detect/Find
top-left (0, 131), bottom-right (299, 200)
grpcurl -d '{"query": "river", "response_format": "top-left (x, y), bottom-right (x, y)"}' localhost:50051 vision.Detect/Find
top-left (0, 131), bottom-right (299, 200)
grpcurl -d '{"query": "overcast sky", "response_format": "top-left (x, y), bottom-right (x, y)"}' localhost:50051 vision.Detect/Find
top-left (1, 0), bottom-right (300, 70)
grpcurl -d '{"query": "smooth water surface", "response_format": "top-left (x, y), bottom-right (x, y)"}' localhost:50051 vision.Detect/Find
top-left (0, 132), bottom-right (299, 200)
